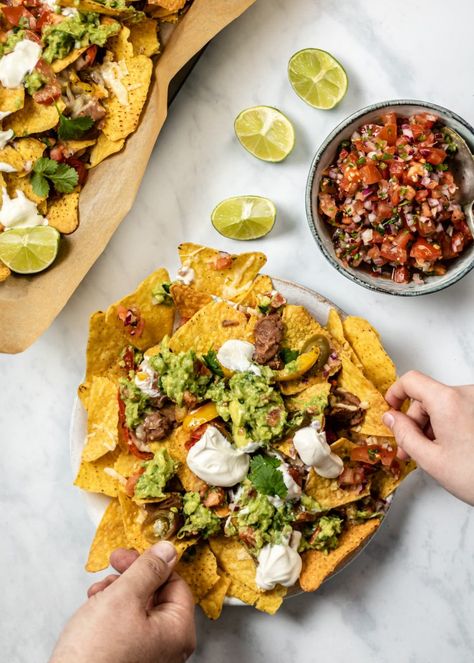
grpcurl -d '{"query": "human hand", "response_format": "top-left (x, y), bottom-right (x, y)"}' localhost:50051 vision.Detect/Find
top-left (383, 371), bottom-right (474, 506)
top-left (50, 542), bottom-right (196, 663)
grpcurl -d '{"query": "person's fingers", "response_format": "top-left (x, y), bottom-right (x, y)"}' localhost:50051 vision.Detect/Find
top-left (152, 573), bottom-right (197, 658)
top-left (385, 371), bottom-right (446, 411)
top-left (383, 410), bottom-right (440, 472)
top-left (110, 548), bottom-right (139, 573)
top-left (111, 542), bottom-right (177, 605)
top-left (153, 572), bottom-right (195, 613)
top-left (406, 399), bottom-right (429, 429)
top-left (87, 574), bottom-right (120, 598)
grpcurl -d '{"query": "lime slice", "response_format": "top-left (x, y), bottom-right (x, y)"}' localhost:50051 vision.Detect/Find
top-left (234, 106), bottom-right (295, 162)
top-left (0, 226), bottom-right (60, 274)
top-left (288, 48), bottom-right (348, 109)
top-left (211, 196), bottom-right (276, 240)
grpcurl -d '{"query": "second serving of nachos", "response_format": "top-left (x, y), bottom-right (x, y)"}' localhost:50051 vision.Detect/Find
top-left (76, 243), bottom-right (415, 617)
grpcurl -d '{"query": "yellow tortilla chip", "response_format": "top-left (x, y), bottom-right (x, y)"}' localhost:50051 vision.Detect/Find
top-left (305, 439), bottom-right (371, 510)
top-left (114, 451), bottom-right (142, 478)
top-left (4, 96), bottom-right (65, 136)
top-left (199, 570), bottom-right (231, 620)
top-left (128, 18), bottom-right (160, 57)
top-left (169, 300), bottom-right (253, 354)
top-left (86, 498), bottom-right (128, 572)
top-left (47, 192), bottom-right (80, 234)
top-left (0, 261), bottom-right (11, 282)
top-left (177, 243), bottom-right (266, 301)
top-left (52, 47), bottom-right (87, 73)
top-left (326, 308), bottom-right (363, 369)
top-left (372, 459), bottom-right (417, 499)
top-left (225, 576), bottom-right (286, 614)
top-left (0, 146), bottom-right (24, 173)
top-left (14, 137), bottom-right (46, 165)
top-left (338, 356), bottom-right (393, 437)
top-left (285, 381), bottom-right (331, 414)
top-left (62, 139), bottom-right (97, 155)
top-left (83, 377), bottom-right (119, 462)
top-left (176, 543), bottom-right (220, 603)
top-left (236, 274), bottom-right (273, 308)
top-left (5, 173), bottom-right (47, 205)
top-left (59, 0), bottom-right (134, 15)
top-left (169, 283), bottom-right (212, 321)
top-left (342, 317), bottom-right (397, 396)
top-left (282, 304), bottom-right (330, 351)
top-left (165, 427), bottom-right (205, 492)
top-left (300, 519), bottom-right (381, 592)
top-left (83, 310), bottom-right (127, 387)
top-left (105, 267), bottom-right (175, 351)
top-left (0, 85), bottom-right (24, 113)
top-left (148, 0), bottom-right (186, 10)
top-left (89, 134), bottom-right (125, 167)
top-left (74, 448), bottom-right (120, 497)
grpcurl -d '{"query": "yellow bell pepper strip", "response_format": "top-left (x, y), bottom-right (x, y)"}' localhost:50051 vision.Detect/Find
top-left (182, 402), bottom-right (219, 431)
top-left (273, 348), bottom-right (320, 382)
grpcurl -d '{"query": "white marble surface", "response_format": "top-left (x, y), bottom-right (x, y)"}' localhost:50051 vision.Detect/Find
top-left (1, 0), bottom-right (474, 661)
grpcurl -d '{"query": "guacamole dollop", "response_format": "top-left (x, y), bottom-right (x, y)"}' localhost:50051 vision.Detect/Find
top-left (208, 371), bottom-right (287, 448)
top-left (135, 449), bottom-right (177, 500)
top-left (177, 492), bottom-right (221, 539)
top-left (24, 70), bottom-right (45, 95)
top-left (300, 514), bottom-right (343, 552)
top-left (42, 13), bottom-right (120, 63)
top-left (119, 378), bottom-right (151, 429)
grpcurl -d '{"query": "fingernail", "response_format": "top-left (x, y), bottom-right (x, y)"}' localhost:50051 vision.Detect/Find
top-left (383, 412), bottom-right (394, 429)
top-left (150, 541), bottom-right (177, 564)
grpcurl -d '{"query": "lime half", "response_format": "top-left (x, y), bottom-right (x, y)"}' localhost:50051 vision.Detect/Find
top-left (0, 226), bottom-right (60, 274)
top-left (234, 106), bottom-right (295, 162)
top-left (211, 196), bottom-right (276, 241)
top-left (288, 48), bottom-right (348, 109)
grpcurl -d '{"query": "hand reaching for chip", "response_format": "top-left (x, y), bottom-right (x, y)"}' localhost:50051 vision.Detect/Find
top-left (383, 371), bottom-right (474, 506)
top-left (50, 542), bottom-right (196, 663)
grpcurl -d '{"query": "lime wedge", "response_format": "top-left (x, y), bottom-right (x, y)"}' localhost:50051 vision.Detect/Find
top-left (288, 48), bottom-right (348, 109)
top-left (0, 226), bottom-right (60, 274)
top-left (211, 196), bottom-right (276, 241)
top-left (234, 106), bottom-right (295, 162)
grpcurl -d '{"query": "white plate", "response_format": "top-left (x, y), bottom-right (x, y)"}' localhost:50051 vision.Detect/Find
top-left (70, 277), bottom-right (390, 602)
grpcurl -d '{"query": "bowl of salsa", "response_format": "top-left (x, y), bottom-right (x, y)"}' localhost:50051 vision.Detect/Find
top-left (306, 100), bottom-right (474, 295)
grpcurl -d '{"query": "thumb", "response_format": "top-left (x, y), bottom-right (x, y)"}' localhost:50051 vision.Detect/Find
top-left (383, 410), bottom-right (439, 473)
top-left (115, 541), bottom-right (177, 605)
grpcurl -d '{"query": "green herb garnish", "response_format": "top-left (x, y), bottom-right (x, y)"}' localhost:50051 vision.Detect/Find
top-left (279, 348), bottom-right (299, 364)
top-left (248, 454), bottom-right (287, 499)
top-left (31, 157), bottom-right (78, 197)
top-left (57, 113), bottom-right (94, 140)
top-left (202, 350), bottom-right (224, 377)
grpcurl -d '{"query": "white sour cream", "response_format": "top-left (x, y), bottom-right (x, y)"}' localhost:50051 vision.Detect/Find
top-left (293, 426), bottom-right (343, 479)
top-left (0, 130), bottom-right (14, 150)
top-left (100, 60), bottom-right (129, 106)
top-left (280, 462), bottom-right (302, 499)
top-left (0, 111), bottom-right (12, 121)
top-left (217, 339), bottom-right (261, 375)
top-left (0, 162), bottom-right (17, 173)
top-left (256, 532), bottom-right (302, 590)
top-left (176, 264), bottom-right (195, 285)
top-left (0, 188), bottom-right (47, 229)
top-left (134, 358), bottom-right (160, 398)
top-left (0, 40), bottom-right (42, 89)
top-left (186, 425), bottom-right (249, 487)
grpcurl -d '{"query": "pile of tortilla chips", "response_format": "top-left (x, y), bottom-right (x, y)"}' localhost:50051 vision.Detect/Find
top-left (0, 0), bottom-right (190, 283)
top-left (75, 243), bottom-right (415, 618)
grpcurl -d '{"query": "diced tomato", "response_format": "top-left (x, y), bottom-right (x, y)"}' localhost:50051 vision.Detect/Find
top-left (392, 266), bottom-right (410, 283)
top-left (338, 465), bottom-right (367, 487)
top-left (421, 147), bottom-right (446, 165)
top-left (381, 112), bottom-right (397, 126)
top-left (33, 82), bottom-right (61, 105)
top-left (319, 193), bottom-right (338, 219)
top-left (380, 231), bottom-right (413, 264)
top-left (49, 143), bottom-right (66, 162)
top-left (2, 5), bottom-right (36, 29)
top-left (122, 346), bottom-right (136, 372)
top-left (451, 231), bottom-right (466, 254)
top-left (376, 124), bottom-right (397, 145)
top-left (340, 164), bottom-right (361, 194)
top-left (409, 123), bottom-right (426, 140)
top-left (410, 238), bottom-right (442, 264)
top-left (360, 164), bottom-right (382, 185)
top-left (411, 113), bottom-right (437, 130)
top-left (388, 160), bottom-right (404, 178)
top-left (117, 393), bottom-right (153, 460)
top-left (393, 229), bottom-right (413, 248)
top-left (214, 252), bottom-right (233, 270)
top-left (186, 423), bottom-right (209, 450)
top-left (36, 7), bottom-right (60, 29)
top-left (350, 444), bottom-right (396, 467)
top-left (66, 157), bottom-right (88, 187)
top-left (22, 29), bottom-right (42, 44)
top-left (418, 217), bottom-right (437, 236)
top-left (375, 201), bottom-right (393, 222)
top-left (125, 467), bottom-right (146, 497)
top-left (117, 305), bottom-right (144, 338)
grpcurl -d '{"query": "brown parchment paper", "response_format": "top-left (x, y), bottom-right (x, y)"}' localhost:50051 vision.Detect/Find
top-left (0, 0), bottom-right (255, 354)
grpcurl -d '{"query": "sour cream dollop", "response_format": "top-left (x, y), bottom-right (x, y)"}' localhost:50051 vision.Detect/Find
top-left (0, 111), bottom-right (12, 122)
top-left (134, 358), bottom-right (160, 398)
top-left (0, 40), bottom-right (42, 89)
top-left (0, 161), bottom-right (17, 173)
top-left (0, 188), bottom-right (47, 229)
top-left (186, 425), bottom-right (249, 487)
top-left (177, 264), bottom-right (195, 285)
top-left (256, 532), bottom-right (302, 590)
top-left (217, 339), bottom-right (261, 375)
top-left (0, 129), bottom-right (14, 150)
top-left (293, 425), bottom-right (343, 479)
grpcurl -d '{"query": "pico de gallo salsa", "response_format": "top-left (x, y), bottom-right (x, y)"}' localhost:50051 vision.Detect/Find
top-left (318, 112), bottom-right (472, 284)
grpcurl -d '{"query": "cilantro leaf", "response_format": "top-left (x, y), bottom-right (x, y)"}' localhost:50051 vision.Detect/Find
top-left (32, 157), bottom-right (58, 176)
top-left (30, 157), bottom-right (78, 197)
top-left (248, 454), bottom-right (288, 499)
top-left (279, 348), bottom-right (299, 365)
top-left (57, 114), bottom-right (94, 140)
top-left (30, 171), bottom-right (50, 197)
top-left (202, 350), bottom-right (224, 377)
top-left (50, 162), bottom-right (79, 192)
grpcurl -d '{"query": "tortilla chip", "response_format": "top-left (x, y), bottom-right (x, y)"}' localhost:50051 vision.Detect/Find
top-left (105, 267), bottom-right (174, 351)
top-left (342, 317), bottom-right (397, 396)
top-left (83, 310), bottom-right (126, 387)
top-left (89, 134), bottom-right (125, 168)
top-left (86, 498), bottom-right (128, 572)
top-left (225, 576), bottom-right (286, 614)
top-left (236, 274), bottom-right (273, 308)
top-left (82, 377), bottom-right (119, 462)
top-left (118, 492), bottom-right (152, 552)
top-left (338, 356), bottom-right (393, 437)
top-left (74, 448), bottom-right (120, 497)
top-left (169, 300), bottom-right (253, 354)
top-left (0, 261), bottom-right (11, 282)
top-left (148, 0), bottom-right (186, 10)
top-left (47, 192), bottom-right (80, 234)
top-left (14, 137), bottom-right (46, 165)
top-left (177, 243), bottom-right (266, 301)
top-left (0, 85), bottom-right (24, 113)
top-left (0, 145), bottom-right (24, 173)
top-left (305, 438), bottom-right (371, 510)
top-left (372, 459), bottom-right (417, 499)
top-left (4, 96), bottom-right (65, 136)
top-left (145, 5), bottom-right (179, 20)
top-left (114, 451), bottom-right (143, 478)
top-left (59, 0), bottom-right (134, 15)
top-left (176, 543), bottom-right (220, 603)
top-left (52, 47), bottom-right (87, 73)
top-left (326, 309), bottom-right (363, 369)
top-left (285, 381), bottom-right (331, 414)
top-left (199, 570), bottom-right (231, 620)
top-left (62, 138), bottom-right (97, 155)
top-left (5, 172), bottom-right (47, 205)
top-left (300, 518), bottom-right (381, 592)
top-left (281, 304), bottom-right (330, 352)
top-left (128, 18), bottom-right (160, 57)
top-left (169, 283), bottom-right (212, 321)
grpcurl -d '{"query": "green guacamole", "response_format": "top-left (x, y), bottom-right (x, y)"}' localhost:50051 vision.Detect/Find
top-left (300, 514), bottom-right (343, 552)
top-left (149, 338), bottom-right (212, 407)
top-left (177, 492), bottom-right (221, 539)
top-left (24, 71), bottom-right (45, 95)
top-left (134, 449), bottom-right (177, 500)
top-left (208, 371), bottom-right (287, 448)
top-left (119, 378), bottom-right (151, 430)
top-left (42, 13), bottom-right (120, 63)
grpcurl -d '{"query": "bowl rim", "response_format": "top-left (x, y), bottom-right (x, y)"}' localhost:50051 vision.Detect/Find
top-left (305, 98), bottom-right (474, 297)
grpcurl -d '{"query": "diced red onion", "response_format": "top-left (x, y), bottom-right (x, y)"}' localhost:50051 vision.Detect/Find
top-left (361, 229), bottom-right (373, 244)
top-left (364, 200), bottom-right (373, 210)
top-left (368, 212), bottom-right (377, 223)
